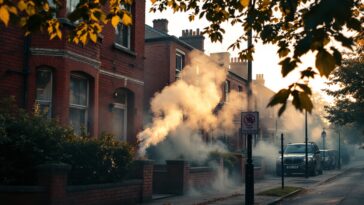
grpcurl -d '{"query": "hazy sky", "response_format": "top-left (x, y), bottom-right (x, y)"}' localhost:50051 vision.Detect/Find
top-left (145, 1), bottom-right (330, 94)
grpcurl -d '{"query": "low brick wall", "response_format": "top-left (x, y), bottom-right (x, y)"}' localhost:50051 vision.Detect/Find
top-left (189, 167), bottom-right (215, 189)
top-left (153, 160), bottom-right (217, 195)
top-left (0, 160), bottom-right (153, 205)
top-left (0, 186), bottom-right (47, 205)
top-left (66, 180), bottom-right (143, 205)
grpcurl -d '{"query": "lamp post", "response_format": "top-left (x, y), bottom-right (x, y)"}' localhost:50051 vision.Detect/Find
top-left (321, 129), bottom-right (327, 160)
top-left (338, 130), bottom-right (341, 170)
top-left (305, 110), bottom-right (308, 178)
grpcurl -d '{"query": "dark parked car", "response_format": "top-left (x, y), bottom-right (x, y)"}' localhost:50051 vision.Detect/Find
top-left (276, 142), bottom-right (323, 176)
top-left (320, 149), bottom-right (338, 170)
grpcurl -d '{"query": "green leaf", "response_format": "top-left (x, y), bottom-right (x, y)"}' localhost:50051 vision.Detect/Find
top-left (296, 83), bottom-right (312, 95)
top-left (291, 90), bottom-right (313, 113)
top-left (267, 89), bottom-right (291, 107)
top-left (279, 57), bottom-right (297, 77)
top-left (300, 67), bottom-right (317, 79)
top-left (278, 103), bottom-right (287, 117)
top-left (298, 91), bottom-right (313, 113)
top-left (315, 49), bottom-right (336, 77)
top-left (331, 47), bottom-right (342, 66)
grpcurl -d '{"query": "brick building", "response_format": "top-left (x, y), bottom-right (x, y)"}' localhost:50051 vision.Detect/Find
top-left (210, 52), bottom-right (248, 151)
top-left (253, 74), bottom-right (279, 145)
top-left (144, 22), bottom-right (248, 151)
top-left (144, 19), bottom-right (205, 117)
top-left (0, 1), bottom-right (145, 143)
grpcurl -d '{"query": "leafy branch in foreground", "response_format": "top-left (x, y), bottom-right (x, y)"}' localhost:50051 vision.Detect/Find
top-left (150, 0), bottom-right (363, 115)
top-left (324, 33), bottom-right (364, 128)
top-left (0, 0), bottom-right (133, 44)
top-left (0, 0), bottom-right (362, 115)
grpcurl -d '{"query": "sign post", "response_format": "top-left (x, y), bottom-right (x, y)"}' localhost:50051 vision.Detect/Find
top-left (241, 112), bottom-right (259, 205)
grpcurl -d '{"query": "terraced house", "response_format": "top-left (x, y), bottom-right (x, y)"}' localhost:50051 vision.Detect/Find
top-left (0, 0), bottom-right (146, 143)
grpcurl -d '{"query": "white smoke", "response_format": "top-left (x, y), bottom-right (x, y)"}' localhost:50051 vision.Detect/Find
top-left (138, 51), bottom-right (245, 158)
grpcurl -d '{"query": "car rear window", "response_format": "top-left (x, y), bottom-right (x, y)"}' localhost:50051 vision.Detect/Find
top-left (285, 144), bottom-right (313, 153)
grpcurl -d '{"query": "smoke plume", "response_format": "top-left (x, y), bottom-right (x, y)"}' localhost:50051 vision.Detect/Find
top-left (138, 51), bottom-right (245, 158)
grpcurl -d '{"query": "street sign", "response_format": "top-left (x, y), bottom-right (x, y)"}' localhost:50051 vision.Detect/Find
top-left (241, 112), bottom-right (259, 134)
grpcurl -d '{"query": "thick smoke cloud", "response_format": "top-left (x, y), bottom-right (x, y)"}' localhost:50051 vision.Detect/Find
top-left (137, 51), bottom-right (245, 159)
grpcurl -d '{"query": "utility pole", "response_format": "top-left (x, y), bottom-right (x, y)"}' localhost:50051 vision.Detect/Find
top-left (245, 2), bottom-right (254, 204)
top-left (305, 110), bottom-right (308, 178)
top-left (338, 130), bottom-right (341, 169)
top-left (281, 133), bottom-right (284, 189)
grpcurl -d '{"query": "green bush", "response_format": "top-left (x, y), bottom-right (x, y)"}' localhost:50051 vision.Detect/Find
top-left (63, 134), bottom-right (134, 185)
top-left (0, 98), bottom-right (134, 185)
top-left (207, 151), bottom-right (239, 174)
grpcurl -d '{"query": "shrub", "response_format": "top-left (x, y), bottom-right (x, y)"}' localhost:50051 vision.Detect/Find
top-left (0, 97), bottom-right (72, 185)
top-left (63, 134), bottom-right (134, 185)
top-left (207, 151), bottom-right (239, 174)
top-left (0, 98), bottom-right (134, 185)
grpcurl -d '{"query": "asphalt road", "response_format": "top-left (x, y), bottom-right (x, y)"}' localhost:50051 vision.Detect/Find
top-left (279, 167), bottom-right (364, 205)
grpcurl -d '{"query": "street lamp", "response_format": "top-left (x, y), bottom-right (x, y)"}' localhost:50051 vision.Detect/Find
top-left (321, 129), bottom-right (327, 161)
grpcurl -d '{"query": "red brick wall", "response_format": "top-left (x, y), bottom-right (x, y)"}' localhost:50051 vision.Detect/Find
top-left (0, 161), bottom-right (153, 205)
top-left (189, 167), bottom-right (215, 189)
top-left (0, 1), bottom-right (145, 142)
top-left (0, 25), bottom-right (27, 106)
top-left (67, 182), bottom-right (142, 205)
top-left (143, 40), bottom-right (192, 117)
top-left (144, 41), bottom-right (171, 114)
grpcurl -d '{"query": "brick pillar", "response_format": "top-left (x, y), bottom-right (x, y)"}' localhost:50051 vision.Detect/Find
top-left (36, 163), bottom-right (71, 205)
top-left (133, 160), bottom-right (154, 202)
top-left (166, 160), bottom-right (189, 195)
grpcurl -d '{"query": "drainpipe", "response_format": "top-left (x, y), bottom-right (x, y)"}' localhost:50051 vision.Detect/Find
top-left (22, 35), bottom-right (31, 108)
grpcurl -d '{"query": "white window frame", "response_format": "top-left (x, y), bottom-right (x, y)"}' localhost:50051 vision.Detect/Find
top-left (36, 69), bottom-right (53, 118)
top-left (69, 74), bottom-right (89, 135)
top-left (176, 49), bottom-right (185, 79)
top-left (115, 4), bottom-right (132, 49)
top-left (111, 102), bottom-right (128, 141)
top-left (224, 80), bottom-right (230, 102)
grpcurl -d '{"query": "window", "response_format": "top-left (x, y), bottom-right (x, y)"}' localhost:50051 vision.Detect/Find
top-left (238, 85), bottom-right (243, 94)
top-left (176, 51), bottom-right (185, 79)
top-left (115, 4), bottom-right (132, 49)
top-left (69, 74), bottom-right (89, 135)
top-left (67, 0), bottom-right (80, 13)
top-left (224, 80), bottom-right (230, 102)
top-left (112, 90), bottom-right (128, 141)
top-left (36, 69), bottom-right (53, 118)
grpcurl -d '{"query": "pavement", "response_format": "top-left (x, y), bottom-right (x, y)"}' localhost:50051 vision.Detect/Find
top-left (143, 158), bottom-right (364, 205)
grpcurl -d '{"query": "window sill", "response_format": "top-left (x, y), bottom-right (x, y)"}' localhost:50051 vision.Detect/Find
top-left (113, 43), bottom-right (137, 57)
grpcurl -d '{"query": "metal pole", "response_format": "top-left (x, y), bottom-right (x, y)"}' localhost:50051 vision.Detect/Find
top-left (305, 110), bottom-right (309, 178)
top-left (245, 7), bottom-right (254, 205)
top-left (281, 133), bottom-right (284, 189)
top-left (245, 134), bottom-right (254, 205)
top-left (338, 131), bottom-right (341, 169)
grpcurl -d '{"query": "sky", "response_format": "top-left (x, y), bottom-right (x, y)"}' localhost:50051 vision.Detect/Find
top-left (144, 1), bottom-right (331, 95)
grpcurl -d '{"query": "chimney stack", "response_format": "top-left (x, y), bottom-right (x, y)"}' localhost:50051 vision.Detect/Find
top-left (153, 19), bottom-right (169, 34)
top-left (179, 29), bottom-right (205, 51)
top-left (230, 57), bottom-right (248, 79)
top-left (256, 74), bottom-right (265, 85)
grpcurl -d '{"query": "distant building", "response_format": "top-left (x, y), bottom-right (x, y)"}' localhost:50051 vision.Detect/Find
top-left (0, 1), bottom-right (146, 143)
top-left (253, 74), bottom-right (279, 144)
top-left (144, 19), bottom-right (205, 118)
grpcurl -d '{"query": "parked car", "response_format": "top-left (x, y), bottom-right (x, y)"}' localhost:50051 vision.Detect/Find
top-left (320, 149), bottom-right (338, 170)
top-left (276, 142), bottom-right (323, 176)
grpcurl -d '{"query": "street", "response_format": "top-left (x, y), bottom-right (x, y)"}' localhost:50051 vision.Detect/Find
top-left (279, 167), bottom-right (364, 205)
